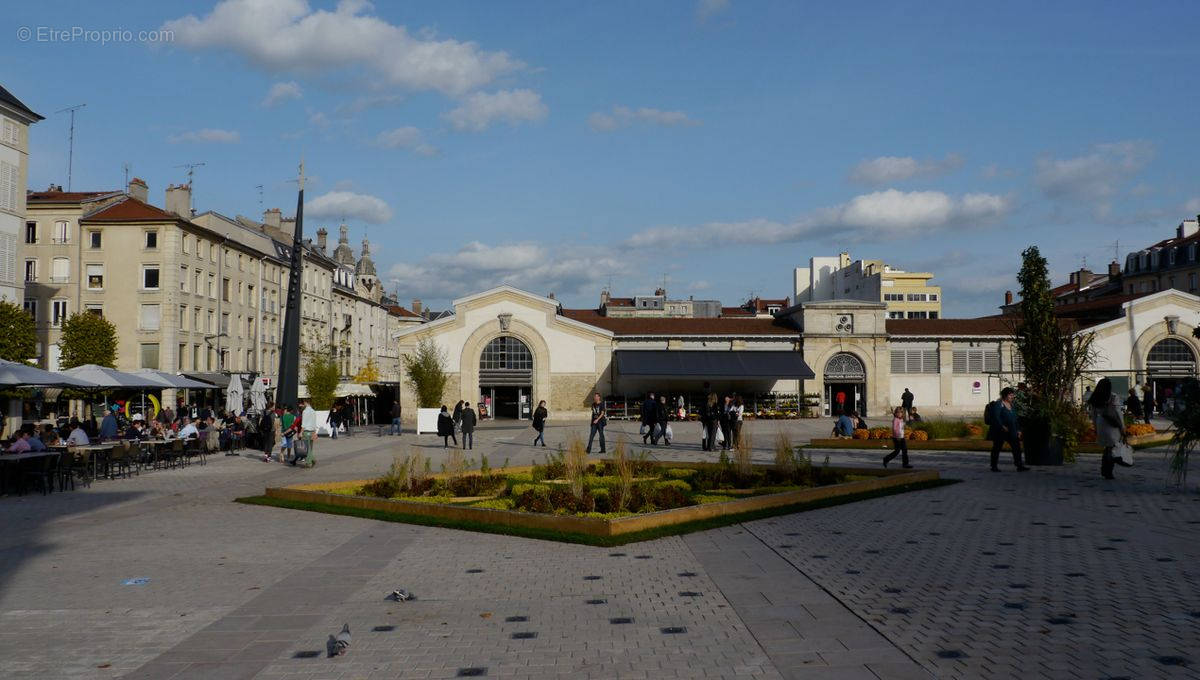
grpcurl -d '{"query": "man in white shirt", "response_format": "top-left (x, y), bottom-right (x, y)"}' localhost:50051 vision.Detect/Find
top-left (299, 399), bottom-right (317, 467)
top-left (177, 417), bottom-right (199, 440)
top-left (66, 424), bottom-right (90, 446)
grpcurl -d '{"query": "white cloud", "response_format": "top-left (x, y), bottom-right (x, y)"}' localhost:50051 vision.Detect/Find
top-left (334, 93), bottom-right (404, 118)
top-left (167, 128), bottom-right (240, 144)
top-left (387, 241), bottom-right (627, 300)
top-left (587, 106), bottom-right (700, 132)
top-left (307, 190), bottom-right (392, 224)
top-left (163, 0), bottom-right (523, 96)
top-left (261, 80), bottom-right (302, 107)
top-left (443, 89), bottom-right (547, 132)
top-left (848, 153), bottom-right (963, 185)
top-left (625, 189), bottom-right (1013, 248)
top-left (375, 126), bottom-right (438, 157)
top-left (308, 110), bottom-right (330, 127)
top-left (1034, 140), bottom-right (1153, 200)
top-left (696, 0), bottom-right (730, 21)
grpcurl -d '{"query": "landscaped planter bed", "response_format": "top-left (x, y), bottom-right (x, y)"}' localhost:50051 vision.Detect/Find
top-left (807, 431), bottom-right (1171, 453)
top-left (244, 457), bottom-right (942, 545)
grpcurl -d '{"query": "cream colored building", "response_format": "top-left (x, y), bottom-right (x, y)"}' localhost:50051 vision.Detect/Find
top-left (0, 86), bottom-right (42, 304)
top-left (794, 252), bottom-right (942, 319)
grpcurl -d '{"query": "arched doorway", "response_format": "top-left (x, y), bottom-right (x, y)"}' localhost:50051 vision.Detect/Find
top-left (479, 336), bottom-right (534, 419)
top-left (824, 352), bottom-right (866, 417)
top-left (1146, 338), bottom-right (1196, 415)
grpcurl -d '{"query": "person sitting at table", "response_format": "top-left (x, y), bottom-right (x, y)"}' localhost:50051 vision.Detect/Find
top-left (42, 424), bottom-right (61, 447)
top-left (27, 426), bottom-right (47, 451)
top-left (99, 405), bottom-right (120, 440)
top-left (7, 430), bottom-right (32, 453)
top-left (147, 420), bottom-right (166, 439)
top-left (66, 421), bottom-right (90, 446)
top-left (177, 417), bottom-right (199, 440)
top-left (124, 420), bottom-right (146, 440)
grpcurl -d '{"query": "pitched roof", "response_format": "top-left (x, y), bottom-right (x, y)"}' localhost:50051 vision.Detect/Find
top-left (561, 309), bottom-right (797, 336)
top-left (0, 84), bottom-right (43, 121)
top-left (886, 318), bottom-right (1013, 337)
top-left (80, 196), bottom-right (182, 222)
top-left (387, 305), bottom-right (423, 318)
top-left (27, 190), bottom-right (122, 203)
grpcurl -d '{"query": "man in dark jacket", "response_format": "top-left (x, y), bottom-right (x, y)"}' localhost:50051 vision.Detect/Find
top-left (390, 401), bottom-right (402, 435)
top-left (460, 401), bottom-right (477, 450)
top-left (641, 392), bottom-right (657, 444)
top-left (988, 387), bottom-right (1029, 472)
top-left (901, 388), bottom-right (915, 418)
top-left (260, 403), bottom-right (276, 462)
top-left (654, 395), bottom-right (670, 446)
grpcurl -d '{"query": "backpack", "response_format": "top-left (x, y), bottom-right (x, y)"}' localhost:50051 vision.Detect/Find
top-left (983, 401), bottom-right (997, 427)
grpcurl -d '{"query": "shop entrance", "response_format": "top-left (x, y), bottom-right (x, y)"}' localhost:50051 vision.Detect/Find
top-left (478, 336), bottom-right (534, 420)
top-left (823, 353), bottom-right (867, 416)
top-left (480, 385), bottom-right (532, 420)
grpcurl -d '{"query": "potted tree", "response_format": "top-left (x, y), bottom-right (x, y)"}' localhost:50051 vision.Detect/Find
top-left (1012, 247), bottom-right (1094, 465)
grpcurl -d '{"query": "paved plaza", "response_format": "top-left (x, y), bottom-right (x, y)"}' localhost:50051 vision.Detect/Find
top-left (1, 419), bottom-right (1197, 679)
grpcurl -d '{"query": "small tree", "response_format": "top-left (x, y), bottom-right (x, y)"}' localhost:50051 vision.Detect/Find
top-left (0, 300), bottom-right (36, 362)
top-left (58, 312), bottom-right (118, 369)
top-left (1012, 246), bottom-right (1094, 453)
top-left (402, 338), bottom-right (448, 408)
top-left (303, 345), bottom-right (340, 410)
top-left (353, 356), bottom-right (380, 384)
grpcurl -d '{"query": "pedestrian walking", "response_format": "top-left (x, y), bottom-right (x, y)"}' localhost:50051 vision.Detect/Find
top-left (700, 393), bottom-right (720, 451)
top-left (641, 392), bottom-right (657, 445)
top-left (901, 388), bottom-right (914, 418)
top-left (655, 395), bottom-right (671, 446)
top-left (452, 400), bottom-right (464, 434)
top-left (299, 398), bottom-right (318, 467)
top-left (437, 405), bottom-right (456, 447)
top-left (390, 401), bottom-right (402, 435)
top-left (586, 392), bottom-right (607, 454)
top-left (532, 400), bottom-right (548, 447)
top-left (259, 402), bottom-right (276, 462)
top-left (1089, 378), bottom-right (1131, 480)
top-left (730, 395), bottom-right (745, 448)
top-left (460, 402), bottom-right (477, 450)
top-left (883, 406), bottom-right (911, 468)
top-left (719, 395), bottom-right (734, 451)
top-left (327, 404), bottom-right (341, 440)
top-left (986, 387), bottom-right (1029, 472)
top-left (1142, 384), bottom-right (1155, 424)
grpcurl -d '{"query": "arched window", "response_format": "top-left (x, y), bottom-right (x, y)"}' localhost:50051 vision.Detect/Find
top-left (824, 353), bottom-right (866, 381)
top-left (1147, 338), bottom-right (1196, 375)
top-left (480, 336), bottom-right (532, 371)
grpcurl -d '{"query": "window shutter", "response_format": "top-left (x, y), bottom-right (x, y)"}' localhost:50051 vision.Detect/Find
top-left (891, 350), bottom-right (906, 373)
top-left (0, 232), bottom-right (14, 284)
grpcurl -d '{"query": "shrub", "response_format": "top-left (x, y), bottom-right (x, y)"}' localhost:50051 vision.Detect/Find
top-left (1127, 423), bottom-right (1156, 437)
top-left (357, 477), bottom-right (398, 498)
top-left (448, 474), bottom-right (505, 497)
top-left (592, 487), bottom-right (612, 513)
top-left (965, 423), bottom-right (984, 438)
top-left (664, 468), bottom-right (697, 480)
top-left (852, 428), bottom-right (870, 439)
top-left (514, 486), bottom-right (551, 513)
top-left (542, 448), bottom-right (566, 479)
top-left (908, 430), bottom-right (929, 442)
top-left (650, 482), bottom-right (692, 509)
top-left (565, 434), bottom-right (588, 498)
top-left (772, 432), bottom-right (795, 473)
top-left (402, 338), bottom-right (449, 408)
top-left (654, 479), bottom-right (692, 494)
top-left (694, 494), bottom-right (737, 504)
top-left (910, 419), bottom-right (970, 440)
top-left (470, 498), bottom-right (514, 510)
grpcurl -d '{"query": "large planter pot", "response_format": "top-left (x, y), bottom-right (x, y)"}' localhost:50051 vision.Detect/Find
top-left (1025, 427), bottom-right (1064, 466)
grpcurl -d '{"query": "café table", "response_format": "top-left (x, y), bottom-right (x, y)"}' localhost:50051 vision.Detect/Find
top-left (0, 450), bottom-right (61, 494)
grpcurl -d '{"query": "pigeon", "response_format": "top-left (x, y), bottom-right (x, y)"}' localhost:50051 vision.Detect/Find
top-left (388, 589), bottom-right (416, 601)
top-left (327, 623), bottom-right (351, 657)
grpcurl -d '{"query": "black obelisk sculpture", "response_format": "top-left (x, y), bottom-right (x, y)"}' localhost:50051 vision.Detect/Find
top-left (275, 161), bottom-right (305, 408)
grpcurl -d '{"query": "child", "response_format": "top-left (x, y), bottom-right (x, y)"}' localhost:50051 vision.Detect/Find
top-left (883, 406), bottom-right (912, 468)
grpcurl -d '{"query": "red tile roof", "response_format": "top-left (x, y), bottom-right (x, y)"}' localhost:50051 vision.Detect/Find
top-left (561, 309), bottom-right (797, 336)
top-left (604, 297), bottom-right (635, 307)
top-left (886, 318), bottom-right (1014, 336)
top-left (721, 307), bottom-right (754, 316)
top-left (81, 197), bottom-right (182, 223)
top-left (388, 305), bottom-right (423, 318)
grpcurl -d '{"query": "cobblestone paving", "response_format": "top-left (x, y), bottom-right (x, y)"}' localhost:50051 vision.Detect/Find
top-left (0, 421), bottom-right (1196, 679)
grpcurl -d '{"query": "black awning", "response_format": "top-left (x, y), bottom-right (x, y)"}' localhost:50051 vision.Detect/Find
top-left (614, 350), bottom-right (814, 379)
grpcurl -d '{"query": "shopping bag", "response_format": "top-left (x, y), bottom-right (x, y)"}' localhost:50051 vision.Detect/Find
top-left (664, 424), bottom-right (673, 440)
top-left (1114, 441), bottom-right (1134, 466)
top-left (654, 423), bottom-right (664, 438)
top-left (715, 427), bottom-right (725, 445)
top-left (640, 423), bottom-right (649, 436)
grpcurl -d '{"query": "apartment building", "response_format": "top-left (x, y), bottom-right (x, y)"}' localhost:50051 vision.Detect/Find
top-left (794, 252), bottom-right (942, 319)
top-left (0, 85), bottom-right (43, 303)
top-left (1123, 217), bottom-right (1200, 296)
top-left (23, 179), bottom-right (406, 388)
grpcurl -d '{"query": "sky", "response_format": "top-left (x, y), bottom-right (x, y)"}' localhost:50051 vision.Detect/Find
top-left (6, 0), bottom-right (1200, 317)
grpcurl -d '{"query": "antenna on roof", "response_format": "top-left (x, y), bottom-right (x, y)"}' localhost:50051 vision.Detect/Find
top-left (175, 162), bottom-right (206, 212)
top-left (55, 103), bottom-right (86, 191)
top-left (255, 184), bottom-right (263, 208)
top-left (122, 162), bottom-right (130, 189)
top-left (1106, 240), bottom-right (1120, 263)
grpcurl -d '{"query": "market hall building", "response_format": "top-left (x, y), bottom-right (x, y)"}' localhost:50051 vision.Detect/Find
top-left (392, 285), bottom-right (1200, 421)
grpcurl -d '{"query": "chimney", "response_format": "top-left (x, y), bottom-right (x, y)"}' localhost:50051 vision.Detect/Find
top-left (127, 177), bottom-right (148, 203)
top-left (411, 299), bottom-right (422, 315)
top-left (263, 208), bottom-right (281, 229)
top-left (316, 228), bottom-right (328, 253)
top-left (600, 289), bottom-right (610, 306)
top-left (1180, 219), bottom-right (1200, 239)
top-left (654, 287), bottom-right (666, 297)
top-left (1004, 290), bottom-right (1013, 305)
top-left (1076, 268), bottom-right (1094, 291)
top-left (547, 292), bottom-right (555, 300)
top-left (1109, 261), bottom-right (1121, 278)
top-left (165, 183), bottom-right (192, 217)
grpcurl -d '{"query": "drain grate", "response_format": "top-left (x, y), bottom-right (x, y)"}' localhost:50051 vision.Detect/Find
top-left (678, 591), bottom-right (701, 597)
top-left (883, 587), bottom-right (903, 594)
top-left (1155, 656), bottom-right (1188, 666)
top-left (584, 575), bottom-right (602, 581)
top-left (505, 616), bottom-right (528, 622)
top-left (1046, 617), bottom-right (1073, 625)
top-left (1003, 602), bottom-right (1026, 610)
top-left (511, 632), bottom-right (538, 640)
top-left (661, 626), bottom-right (687, 634)
top-left (634, 555), bottom-right (652, 559)
top-left (466, 568), bottom-right (484, 573)
top-left (371, 625), bottom-right (395, 632)
top-left (678, 572), bottom-right (696, 577)
top-left (586, 599), bottom-right (607, 605)
top-left (609, 617), bottom-right (634, 624)
top-left (936, 650), bottom-right (965, 659)
top-left (457, 668), bottom-right (488, 677)
top-left (890, 607), bottom-right (912, 615)
top-left (293, 651), bottom-right (320, 659)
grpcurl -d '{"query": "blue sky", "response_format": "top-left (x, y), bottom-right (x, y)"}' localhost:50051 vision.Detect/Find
top-left (6, 0), bottom-right (1200, 316)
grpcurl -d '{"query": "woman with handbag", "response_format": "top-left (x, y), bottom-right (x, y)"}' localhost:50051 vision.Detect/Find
top-left (1088, 378), bottom-right (1131, 480)
top-left (532, 400), bottom-right (548, 447)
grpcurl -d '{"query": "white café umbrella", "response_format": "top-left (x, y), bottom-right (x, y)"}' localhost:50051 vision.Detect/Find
top-left (225, 374), bottom-right (245, 413)
top-left (0, 359), bottom-right (95, 388)
top-left (60, 364), bottom-right (162, 389)
top-left (131, 369), bottom-right (215, 390)
top-left (249, 377), bottom-right (267, 412)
